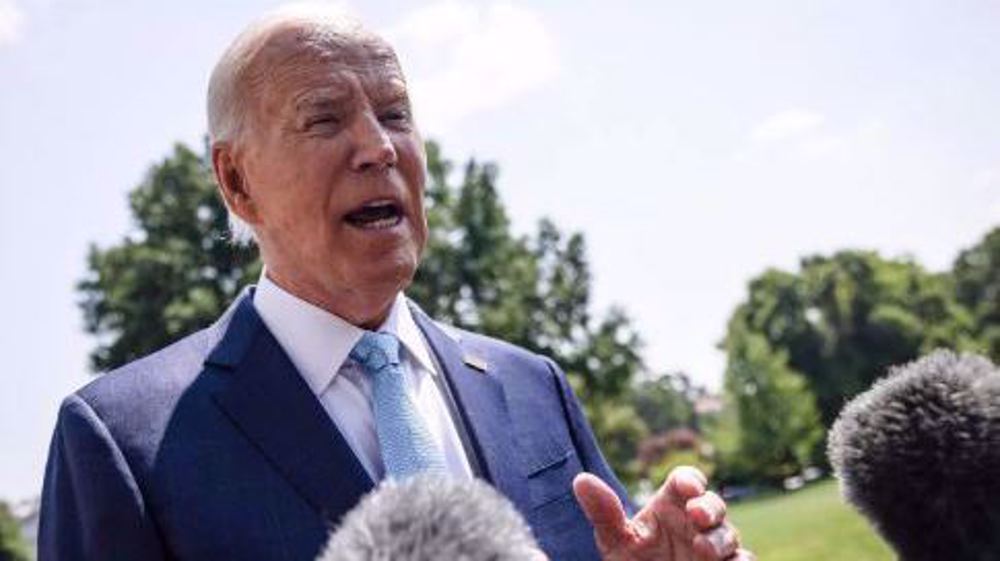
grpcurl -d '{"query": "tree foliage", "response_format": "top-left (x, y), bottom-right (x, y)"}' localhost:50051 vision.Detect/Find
top-left (78, 143), bottom-right (260, 371)
top-left (717, 326), bottom-right (823, 483)
top-left (409, 142), bottom-right (642, 402)
top-left (716, 244), bottom-right (996, 483)
top-left (953, 227), bottom-right (1000, 359)
top-left (0, 502), bottom-right (29, 561)
top-left (630, 373), bottom-right (696, 434)
top-left (725, 251), bottom-right (977, 429)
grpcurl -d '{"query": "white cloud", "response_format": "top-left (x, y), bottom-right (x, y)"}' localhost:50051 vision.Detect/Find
top-left (737, 111), bottom-right (888, 163)
top-left (0, 0), bottom-right (24, 46)
top-left (750, 109), bottom-right (825, 144)
top-left (384, 1), bottom-right (558, 133)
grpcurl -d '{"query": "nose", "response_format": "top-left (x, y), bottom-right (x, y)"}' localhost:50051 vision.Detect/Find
top-left (349, 112), bottom-right (397, 173)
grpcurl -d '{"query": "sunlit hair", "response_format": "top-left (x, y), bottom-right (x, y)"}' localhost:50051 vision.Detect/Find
top-left (205, 3), bottom-right (397, 245)
top-left (828, 350), bottom-right (1000, 561)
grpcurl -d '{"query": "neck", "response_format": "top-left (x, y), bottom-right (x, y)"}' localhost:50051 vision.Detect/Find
top-left (263, 269), bottom-right (396, 330)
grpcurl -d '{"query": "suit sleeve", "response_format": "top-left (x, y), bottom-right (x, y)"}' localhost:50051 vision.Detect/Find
top-left (543, 357), bottom-right (636, 516)
top-left (38, 394), bottom-right (167, 561)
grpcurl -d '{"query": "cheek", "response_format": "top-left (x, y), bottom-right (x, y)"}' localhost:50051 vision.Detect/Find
top-left (396, 134), bottom-right (426, 181)
top-left (267, 165), bottom-right (335, 231)
top-left (262, 192), bottom-right (337, 262)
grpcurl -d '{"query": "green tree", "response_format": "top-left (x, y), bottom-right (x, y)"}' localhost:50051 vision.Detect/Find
top-left (716, 323), bottom-right (823, 484)
top-left (630, 372), bottom-right (696, 434)
top-left (0, 501), bottom-right (30, 561)
top-left (727, 251), bottom-right (975, 428)
top-left (410, 143), bottom-right (616, 385)
top-left (409, 152), bottom-right (538, 345)
top-left (406, 143), bottom-right (646, 403)
top-left (716, 249), bottom-right (982, 483)
top-left (953, 227), bottom-right (1000, 359)
top-left (78, 143), bottom-right (260, 371)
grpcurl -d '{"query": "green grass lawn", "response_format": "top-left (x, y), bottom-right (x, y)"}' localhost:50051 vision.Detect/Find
top-left (728, 479), bottom-right (895, 561)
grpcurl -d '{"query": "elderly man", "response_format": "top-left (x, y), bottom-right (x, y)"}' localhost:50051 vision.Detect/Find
top-left (39, 10), bottom-right (751, 561)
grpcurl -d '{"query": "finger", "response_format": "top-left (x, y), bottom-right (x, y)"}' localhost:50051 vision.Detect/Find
top-left (572, 472), bottom-right (630, 550)
top-left (685, 491), bottom-right (727, 530)
top-left (726, 548), bottom-right (755, 561)
top-left (692, 522), bottom-right (740, 561)
top-left (634, 466), bottom-right (708, 543)
top-left (664, 466), bottom-right (708, 508)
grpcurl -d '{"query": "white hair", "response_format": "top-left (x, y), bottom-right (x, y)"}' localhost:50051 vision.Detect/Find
top-left (205, 4), bottom-right (391, 245)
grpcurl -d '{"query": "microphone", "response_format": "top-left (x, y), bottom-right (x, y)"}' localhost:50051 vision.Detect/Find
top-left (316, 475), bottom-right (548, 561)
top-left (828, 350), bottom-right (1000, 561)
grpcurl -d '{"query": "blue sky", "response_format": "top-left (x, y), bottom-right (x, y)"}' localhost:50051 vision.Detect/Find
top-left (1, 0), bottom-right (998, 502)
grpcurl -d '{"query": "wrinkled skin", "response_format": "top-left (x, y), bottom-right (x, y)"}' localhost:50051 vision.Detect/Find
top-left (212, 24), bottom-right (427, 328)
top-left (574, 467), bottom-right (756, 561)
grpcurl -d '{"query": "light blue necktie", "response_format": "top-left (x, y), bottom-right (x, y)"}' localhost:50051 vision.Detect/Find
top-left (350, 331), bottom-right (448, 479)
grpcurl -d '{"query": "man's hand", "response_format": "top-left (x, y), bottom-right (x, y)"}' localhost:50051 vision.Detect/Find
top-left (572, 468), bottom-right (754, 561)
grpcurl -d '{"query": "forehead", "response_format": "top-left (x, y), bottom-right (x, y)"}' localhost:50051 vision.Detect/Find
top-left (249, 28), bottom-right (406, 110)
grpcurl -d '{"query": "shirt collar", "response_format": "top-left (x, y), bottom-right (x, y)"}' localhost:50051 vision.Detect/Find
top-left (387, 293), bottom-right (437, 376)
top-left (252, 272), bottom-right (436, 397)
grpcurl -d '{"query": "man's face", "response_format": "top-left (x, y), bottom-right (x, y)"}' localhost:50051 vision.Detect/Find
top-left (231, 34), bottom-right (427, 326)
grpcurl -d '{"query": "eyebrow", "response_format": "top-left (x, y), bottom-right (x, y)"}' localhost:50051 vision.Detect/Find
top-left (288, 77), bottom-right (410, 117)
top-left (371, 79), bottom-right (409, 102)
top-left (376, 89), bottom-right (410, 106)
top-left (293, 92), bottom-right (351, 114)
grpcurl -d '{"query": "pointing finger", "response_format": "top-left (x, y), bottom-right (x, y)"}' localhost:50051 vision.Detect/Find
top-left (573, 472), bottom-right (629, 551)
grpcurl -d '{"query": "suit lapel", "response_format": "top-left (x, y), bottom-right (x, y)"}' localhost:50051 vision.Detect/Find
top-left (207, 293), bottom-right (374, 523)
top-left (411, 306), bottom-right (529, 511)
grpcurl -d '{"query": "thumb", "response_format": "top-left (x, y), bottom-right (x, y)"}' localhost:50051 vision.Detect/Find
top-left (573, 472), bottom-right (630, 551)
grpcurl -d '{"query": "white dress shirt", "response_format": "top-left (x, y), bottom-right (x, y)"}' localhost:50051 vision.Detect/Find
top-left (252, 273), bottom-right (473, 481)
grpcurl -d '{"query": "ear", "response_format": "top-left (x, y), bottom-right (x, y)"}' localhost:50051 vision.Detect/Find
top-left (211, 142), bottom-right (260, 226)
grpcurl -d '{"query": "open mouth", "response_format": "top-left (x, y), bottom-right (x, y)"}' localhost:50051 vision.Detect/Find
top-left (344, 199), bottom-right (404, 230)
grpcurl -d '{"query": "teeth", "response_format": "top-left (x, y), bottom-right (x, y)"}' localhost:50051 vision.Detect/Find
top-left (345, 199), bottom-right (402, 229)
top-left (353, 215), bottom-right (402, 230)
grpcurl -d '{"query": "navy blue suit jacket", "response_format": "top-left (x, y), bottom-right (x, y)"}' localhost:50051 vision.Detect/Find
top-left (39, 291), bottom-right (631, 560)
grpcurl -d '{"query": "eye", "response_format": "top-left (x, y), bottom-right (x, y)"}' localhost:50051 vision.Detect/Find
top-left (305, 114), bottom-right (340, 129)
top-left (379, 107), bottom-right (411, 126)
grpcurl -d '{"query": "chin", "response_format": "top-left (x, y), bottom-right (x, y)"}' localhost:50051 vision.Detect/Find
top-left (358, 253), bottom-right (418, 294)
